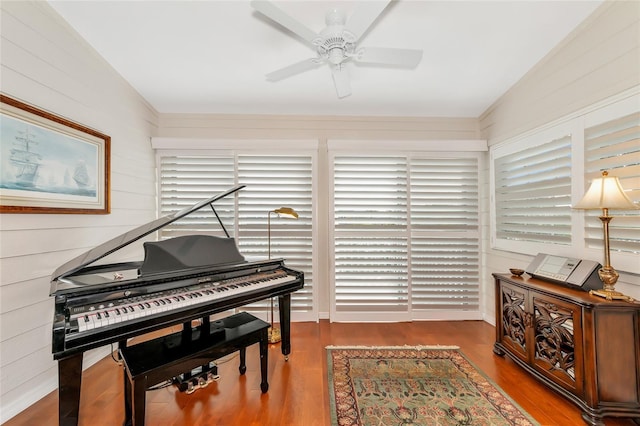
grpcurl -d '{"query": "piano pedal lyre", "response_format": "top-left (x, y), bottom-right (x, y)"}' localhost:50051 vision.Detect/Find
top-left (173, 361), bottom-right (219, 394)
top-left (186, 380), bottom-right (197, 395)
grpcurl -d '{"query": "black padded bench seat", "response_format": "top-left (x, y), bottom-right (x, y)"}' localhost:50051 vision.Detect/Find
top-left (119, 311), bottom-right (270, 426)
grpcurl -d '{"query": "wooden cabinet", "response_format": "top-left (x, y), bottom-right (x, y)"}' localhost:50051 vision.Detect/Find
top-left (493, 273), bottom-right (640, 425)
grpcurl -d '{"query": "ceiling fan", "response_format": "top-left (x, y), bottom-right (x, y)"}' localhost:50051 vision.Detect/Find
top-left (250, 0), bottom-right (423, 98)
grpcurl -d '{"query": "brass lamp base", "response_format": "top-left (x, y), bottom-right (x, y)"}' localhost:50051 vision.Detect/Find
top-left (590, 266), bottom-right (635, 302)
top-left (267, 326), bottom-right (281, 344)
top-left (589, 289), bottom-right (635, 302)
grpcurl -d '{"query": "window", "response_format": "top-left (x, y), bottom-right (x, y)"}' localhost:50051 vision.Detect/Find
top-left (158, 156), bottom-right (235, 239)
top-left (156, 145), bottom-right (316, 321)
top-left (329, 141), bottom-right (485, 322)
top-left (236, 155), bottom-right (315, 315)
top-left (491, 92), bottom-right (640, 274)
top-left (332, 156), bottom-right (409, 318)
top-left (410, 157), bottom-right (480, 316)
top-left (582, 105), bottom-right (640, 273)
top-left (493, 130), bottom-right (573, 252)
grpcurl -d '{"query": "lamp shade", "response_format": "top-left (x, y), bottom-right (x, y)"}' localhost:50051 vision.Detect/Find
top-left (273, 207), bottom-right (299, 219)
top-left (574, 171), bottom-right (638, 210)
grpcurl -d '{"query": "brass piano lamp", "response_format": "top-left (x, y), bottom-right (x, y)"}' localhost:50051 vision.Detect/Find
top-left (267, 207), bottom-right (299, 343)
top-left (573, 171), bottom-right (638, 301)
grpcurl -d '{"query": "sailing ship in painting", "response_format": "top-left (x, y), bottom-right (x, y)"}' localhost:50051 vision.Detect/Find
top-left (10, 128), bottom-right (41, 187)
top-left (73, 160), bottom-right (90, 188)
top-left (1, 123), bottom-right (96, 197)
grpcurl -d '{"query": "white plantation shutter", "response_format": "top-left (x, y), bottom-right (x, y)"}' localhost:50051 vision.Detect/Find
top-left (333, 156), bottom-right (409, 315)
top-left (236, 155), bottom-right (314, 313)
top-left (157, 152), bottom-right (315, 318)
top-left (494, 134), bottom-right (573, 247)
top-left (584, 112), bottom-right (640, 256)
top-left (334, 236), bottom-right (409, 312)
top-left (409, 157), bottom-right (480, 313)
top-left (158, 156), bottom-right (236, 239)
top-left (331, 153), bottom-right (482, 320)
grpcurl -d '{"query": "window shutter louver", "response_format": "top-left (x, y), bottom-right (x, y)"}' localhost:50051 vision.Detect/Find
top-left (333, 156), bottom-right (409, 314)
top-left (584, 112), bottom-right (640, 255)
top-left (494, 135), bottom-right (572, 245)
top-left (409, 157), bottom-right (480, 313)
top-left (332, 153), bottom-right (482, 320)
top-left (159, 156), bottom-right (236, 239)
top-left (237, 155), bottom-right (314, 312)
top-left (334, 156), bottom-right (408, 229)
top-left (157, 152), bottom-right (315, 317)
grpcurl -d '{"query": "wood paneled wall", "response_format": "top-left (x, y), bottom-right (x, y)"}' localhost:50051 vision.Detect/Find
top-left (480, 1), bottom-right (640, 144)
top-left (0, 1), bottom-right (157, 422)
top-left (157, 113), bottom-right (481, 141)
top-left (480, 0), bottom-right (640, 322)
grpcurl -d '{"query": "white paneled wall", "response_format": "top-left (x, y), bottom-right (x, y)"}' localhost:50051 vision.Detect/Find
top-left (480, 0), bottom-right (640, 322)
top-left (0, 1), bottom-right (157, 422)
top-left (480, 1), bottom-right (640, 144)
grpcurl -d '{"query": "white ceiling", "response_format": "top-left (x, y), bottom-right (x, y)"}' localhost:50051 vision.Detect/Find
top-left (48, 0), bottom-right (603, 117)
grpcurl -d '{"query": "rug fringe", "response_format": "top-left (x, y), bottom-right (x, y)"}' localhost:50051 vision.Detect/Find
top-left (325, 345), bottom-right (459, 350)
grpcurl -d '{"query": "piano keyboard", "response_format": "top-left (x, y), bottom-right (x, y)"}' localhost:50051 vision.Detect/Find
top-left (69, 269), bottom-right (293, 333)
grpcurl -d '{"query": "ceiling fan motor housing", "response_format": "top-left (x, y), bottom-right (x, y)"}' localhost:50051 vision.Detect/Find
top-left (317, 9), bottom-right (356, 65)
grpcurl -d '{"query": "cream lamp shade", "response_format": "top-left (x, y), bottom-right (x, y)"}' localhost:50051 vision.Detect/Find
top-left (574, 172), bottom-right (638, 210)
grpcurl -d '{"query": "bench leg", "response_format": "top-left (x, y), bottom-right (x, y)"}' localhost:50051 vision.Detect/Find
top-left (123, 368), bottom-right (132, 426)
top-left (239, 347), bottom-right (246, 375)
top-left (131, 378), bottom-right (147, 426)
top-left (260, 330), bottom-right (269, 393)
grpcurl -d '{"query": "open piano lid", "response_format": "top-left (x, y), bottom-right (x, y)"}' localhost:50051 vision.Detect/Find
top-left (51, 185), bottom-right (245, 283)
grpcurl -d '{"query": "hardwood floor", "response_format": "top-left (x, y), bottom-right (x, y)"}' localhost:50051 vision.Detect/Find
top-left (5, 320), bottom-right (637, 426)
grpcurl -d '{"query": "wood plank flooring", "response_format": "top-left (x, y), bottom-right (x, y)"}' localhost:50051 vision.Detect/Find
top-left (4, 320), bottom-right (637, 426)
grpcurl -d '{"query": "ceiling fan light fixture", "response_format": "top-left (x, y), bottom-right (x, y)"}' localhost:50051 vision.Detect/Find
top-left (325, 9), bottom-right (346, 26)
top-left (328, 48), bottom-right (345, 65)
top-left (251, 0), bottom-right (422, 98)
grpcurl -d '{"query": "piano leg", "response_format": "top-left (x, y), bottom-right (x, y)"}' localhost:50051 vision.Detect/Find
top-left (278, 294), bottom-right (292, 360)
top-left (57, 352), bottom-right (83, 426)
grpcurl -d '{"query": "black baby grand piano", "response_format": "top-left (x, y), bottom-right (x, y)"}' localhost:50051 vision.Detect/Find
top-left (49, 185), bottom-right (304, 426)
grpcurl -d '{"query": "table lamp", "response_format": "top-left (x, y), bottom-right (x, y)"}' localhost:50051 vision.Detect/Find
top-left (573, 171), bottom-right (638, 301)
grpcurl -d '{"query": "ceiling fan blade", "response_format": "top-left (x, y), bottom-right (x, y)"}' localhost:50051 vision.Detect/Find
top-left (250, 0), bottom-right (319, 44)
top-left (331, 65), bottom-right (351, 98)
top-left (266, 58), bottom-right (322, 81)
top-left (356, 47), bottom-right (423, 68)
top-left (345, 0), bottom-right (392, 41)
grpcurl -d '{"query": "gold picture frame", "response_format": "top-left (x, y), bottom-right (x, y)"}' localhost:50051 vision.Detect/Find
top-left (0, 94), bottom-right (110, 214)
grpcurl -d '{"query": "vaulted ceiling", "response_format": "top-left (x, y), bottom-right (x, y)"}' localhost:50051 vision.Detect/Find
top-left (48, 0), bottom-right (603, 117)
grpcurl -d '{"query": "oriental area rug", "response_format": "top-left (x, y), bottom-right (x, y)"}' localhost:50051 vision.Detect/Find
top-left (326, 346), bottom-right (539, 426)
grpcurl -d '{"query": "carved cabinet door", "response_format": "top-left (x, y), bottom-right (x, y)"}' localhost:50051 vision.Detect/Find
top-left (530, 292), bottom-right (584, 397)
top-left (498, 282), bottom-right (529, 364)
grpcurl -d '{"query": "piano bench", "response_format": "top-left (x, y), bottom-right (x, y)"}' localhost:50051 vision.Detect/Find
top-left (119, 312), bottom-right (270, 426)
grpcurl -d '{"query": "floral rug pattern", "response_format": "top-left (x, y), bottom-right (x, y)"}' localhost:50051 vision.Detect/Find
top-left (327, 346), bottom-right (539, 426)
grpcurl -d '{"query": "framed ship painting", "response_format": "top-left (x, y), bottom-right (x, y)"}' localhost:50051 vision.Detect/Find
top-left (0, 95), bottom-right (110, 214)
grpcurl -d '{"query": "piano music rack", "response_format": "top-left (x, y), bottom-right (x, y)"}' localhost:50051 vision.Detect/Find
top-left (119, 312), bottom-right (270, 426)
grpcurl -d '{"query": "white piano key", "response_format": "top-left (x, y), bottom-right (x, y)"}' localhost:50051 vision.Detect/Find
top-left (69, 270), bottom-right (296, 334)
